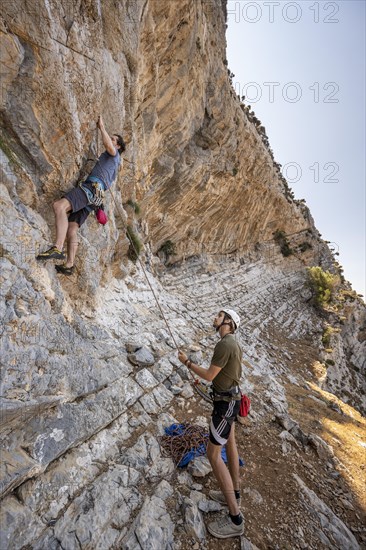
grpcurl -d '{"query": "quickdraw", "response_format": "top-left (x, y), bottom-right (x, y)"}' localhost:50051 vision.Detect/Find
top-left (193, 379), bottom-right (213, 403)
top-left (79, 180), bottom-right (105, 207)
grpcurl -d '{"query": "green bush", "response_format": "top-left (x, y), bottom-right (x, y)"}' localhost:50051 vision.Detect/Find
top-left (325, 359), bottom-right (335, 366)
top-left (0, 134), bottom-right (21, 169)
top-left (232, 167), bottom-right (238, 176)
top-left (307, 266), bottom-right (339, 308)
top-left (126, 199), bottom-right (141, 216)
top-left (158, 240), bottom-right (177, 257)
top-left (298, 242), bottom-right (312, 253)
top-left (322, 325), bottom-right (336, 347)
top-left (281, 179), bottom-right (295, 201)
top-left (126, 225), bottom-right (142, 262)
top-left (273, 229), bottom-right (293, 257)
top-left (281, 242), bottom-right (293, 257)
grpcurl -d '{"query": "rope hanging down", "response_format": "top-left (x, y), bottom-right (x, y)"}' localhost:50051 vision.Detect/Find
top-left (96, 128), bottom-right (179, 349)
top-left (110, 188), bottom-right (179, 349)
top-left (95, 126), bottom-right (212, 403)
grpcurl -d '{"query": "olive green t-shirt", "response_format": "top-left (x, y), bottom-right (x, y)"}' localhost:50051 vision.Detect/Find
top-left (211, 334), bottom-right (242, 395)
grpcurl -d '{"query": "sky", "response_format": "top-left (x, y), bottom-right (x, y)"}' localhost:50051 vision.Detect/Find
top-left (226, 0), bottom-right (365, 297)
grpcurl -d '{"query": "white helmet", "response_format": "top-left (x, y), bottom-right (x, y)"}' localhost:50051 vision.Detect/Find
top-left (221, 308), bottom-right (240, 331)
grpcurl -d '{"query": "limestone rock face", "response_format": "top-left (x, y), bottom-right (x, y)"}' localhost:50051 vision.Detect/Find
top-left (294, 474), bottom-right (360, 550)
top-left (1, 1), bottom-right (365, 549)
top-left (132, 1), bottom-right (319, 260)
top-left (1, 0), bottom-right (322, 273)
top-left (321, 301), bottom-right (366, 413)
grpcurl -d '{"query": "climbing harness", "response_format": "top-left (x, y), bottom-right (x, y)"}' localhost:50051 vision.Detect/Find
top-left (193, 379), bottom-right (213, 402)
top-left (212, 385), bottom-right (241, 401)
top-left (79, 180), bottom-right (105, 207)
top-left (93, 126), bottom-right (212, 402)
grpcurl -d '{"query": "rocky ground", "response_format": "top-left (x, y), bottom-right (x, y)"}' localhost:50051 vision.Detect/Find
top-left (171, 381), bottom-right (366, 550)
top-left (2, 252), bottom-right (364, 549)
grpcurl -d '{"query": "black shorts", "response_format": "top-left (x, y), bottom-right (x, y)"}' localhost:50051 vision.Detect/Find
top-left (64, 184), bottom-right (94, 227)
top-left (209, 399), bottom-right (241, 446)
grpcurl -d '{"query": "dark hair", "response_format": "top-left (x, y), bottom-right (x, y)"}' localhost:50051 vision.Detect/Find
top-left (223, 312), bottom-right (236, 334)
top-left (114, 134), bottom-right (126, 154)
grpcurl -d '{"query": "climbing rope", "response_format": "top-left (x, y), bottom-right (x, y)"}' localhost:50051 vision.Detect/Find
top-left (160, 424), bottom-right (209, 466)
top-left (94, 125), bottom-right (213, 403)
top-left (95, 127), bottom-right (179, 349)
top-left (109, 186), bottom-right (180, 350)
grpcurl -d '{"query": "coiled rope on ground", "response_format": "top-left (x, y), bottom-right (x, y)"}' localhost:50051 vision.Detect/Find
top-left (160, 424), bottom-right (209, 466)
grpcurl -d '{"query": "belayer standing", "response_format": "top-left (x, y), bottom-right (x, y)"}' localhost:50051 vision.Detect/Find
top-left (178, 308), bottom-right (244, 539)
top-left (37, 116), bottom-right (126, 275)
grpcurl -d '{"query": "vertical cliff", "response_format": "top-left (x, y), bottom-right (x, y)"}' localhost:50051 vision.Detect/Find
top-left (1, 1), bottom-right (365, 549)
top-left (1, 0), bottom-right (321, 269)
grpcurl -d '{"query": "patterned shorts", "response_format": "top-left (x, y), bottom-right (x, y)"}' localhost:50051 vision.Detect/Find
top-left (209, 399), bottom-right (241, 446)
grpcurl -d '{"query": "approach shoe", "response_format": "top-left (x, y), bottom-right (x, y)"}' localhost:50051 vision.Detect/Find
top-left (37, 246), bottom-right (66, 261)
top-left (207, 514), bottom-right (244, 539)
top-left (55, 264), bottom-right (74, 276)
top-left (209, 490), bottom-right (241, 507)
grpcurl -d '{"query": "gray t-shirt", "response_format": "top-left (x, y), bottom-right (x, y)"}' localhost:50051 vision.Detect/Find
top-left (89, 147), bottom-right (121, 189)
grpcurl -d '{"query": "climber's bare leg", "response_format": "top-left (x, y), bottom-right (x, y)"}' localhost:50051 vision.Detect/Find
top-left (53, 198), bottom-right (72, 251)
top-left (65, 222), bottom-right (79, 267)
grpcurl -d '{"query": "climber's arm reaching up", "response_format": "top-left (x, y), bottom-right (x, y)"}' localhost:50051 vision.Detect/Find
top-left (97, 115), bottom-right (118, 156)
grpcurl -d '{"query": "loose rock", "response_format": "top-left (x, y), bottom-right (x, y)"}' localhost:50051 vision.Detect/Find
top-left (187, 456), bottom-right (212, 478)
top-left (128, 347), bottom-right (155, 367)
top-left (181, 496), bottom-right (206, 541)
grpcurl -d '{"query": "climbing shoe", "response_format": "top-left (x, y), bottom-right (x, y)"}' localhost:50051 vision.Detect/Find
top-left (36, 246), bottom-right (66, 261)
top-left (55, 264), bottom-right (74, 276)
top-left (209, 490), bottom-right (241, 507)
top-left (207, 514), bottom-right (244, 539)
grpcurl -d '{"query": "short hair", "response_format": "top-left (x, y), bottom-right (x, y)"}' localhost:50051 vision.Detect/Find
top-left (114, 134), bottom-right (126, 154)
top-left (222, 311), bottom-right (236, 334)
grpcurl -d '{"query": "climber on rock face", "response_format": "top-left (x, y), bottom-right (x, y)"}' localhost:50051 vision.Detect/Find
top-left (178, 308), bottom-right (244, 539)
top-left (36, 115), bottom-right (126, 275)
